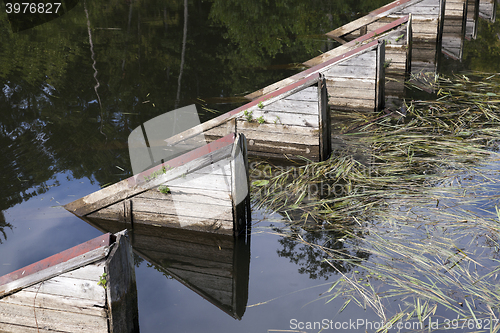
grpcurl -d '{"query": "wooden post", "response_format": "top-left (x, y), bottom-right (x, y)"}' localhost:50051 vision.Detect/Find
top-left (318, 74), bottom-right (331, 161)
top-left (106, 230), bottom-right (139, 333)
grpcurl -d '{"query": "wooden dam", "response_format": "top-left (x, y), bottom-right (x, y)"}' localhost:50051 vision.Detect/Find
top-left (0, 1), bottom-right (492, 331)
top-left (65, 0), bottom-right (495, 238)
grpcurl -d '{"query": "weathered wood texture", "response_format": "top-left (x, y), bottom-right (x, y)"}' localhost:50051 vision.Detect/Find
top-left (0, 233), bottom-right (113, 298)
top-left (306, 16), bottom-right (410, 106)
top-left (324, 42), bottom-right (385, 111)
top-left (0, 231), bottom-right (138, 333)
top-left (327, 0), bottom-right (444, 43)
top-left (85, 218), bottom-right (250, 320)
top-left (478, 0), bottom-right (497, 21)
top-left (304, 16), bottom-right (410, 71)
top-left (442, 0), bottom-right (466, 60)
top-left (151, 74), bottom-right (330, 163)
top-left (65, 134), bottom-right (236, 218)
top-left (247, 41), bottom-right (385, 113)
top-left (0, 262), bottom-right (108, 333)
top-left (67, 134), bottom-right (250, 237)
top-left (106, 231), bottom-right (139, 333)
top-left (465, 0), bottom-right (480, 40)
top-left (238, 79), bottom-right (330, 160)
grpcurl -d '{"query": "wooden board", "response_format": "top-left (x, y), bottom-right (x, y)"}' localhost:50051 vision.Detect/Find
top-left (479, 0), bottom-right (497, 21)
top-left (106, 231), bottom-right (139, 333)
top-left (0, 231), bottom-right (138, 333)
top-left (304, 15), bottom-right (410, 69)
top-left (465, 0), bottom-right (480, 40)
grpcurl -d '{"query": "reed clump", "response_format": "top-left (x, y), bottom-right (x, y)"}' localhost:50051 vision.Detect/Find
top-left (251, 73), bottom-right (500, 331)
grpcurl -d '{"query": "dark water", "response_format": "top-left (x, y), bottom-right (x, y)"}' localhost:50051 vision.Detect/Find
top-left (1, 0), bottom-right (500, 332)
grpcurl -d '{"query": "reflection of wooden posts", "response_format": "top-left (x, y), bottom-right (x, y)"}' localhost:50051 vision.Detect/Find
top-left (479, 0), bottom-right (497, 22)
top-left (465, 0), bottom-right (480, 40)
top-left (0, 231), bottom-right (139, 333)
top-left (65, 134), bottom-right (251, 237)
top-left (84, 219), bottom-right (251, 320)
top-left (442, 0), bottom-right (467, 60)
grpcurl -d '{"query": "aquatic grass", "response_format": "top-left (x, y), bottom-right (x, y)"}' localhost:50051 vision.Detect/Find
top-left (250, 73), bottom-right (500, 331)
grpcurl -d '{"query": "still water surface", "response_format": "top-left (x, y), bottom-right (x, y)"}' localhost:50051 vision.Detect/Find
top-left (1, 0), bottom-right (500, 332)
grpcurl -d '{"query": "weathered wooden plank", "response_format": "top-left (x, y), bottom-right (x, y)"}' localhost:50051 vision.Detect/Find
top-left (132, 197), bottom-right (233, 220)
top-left (106, 231), bottom-right (139, 333)
top-left (328, 97), bottom-right (377, 110)
top-left (306, 16), bottom-right (409, 68)
top-left (0, 246), bottom-right (109, 298)
top-left (23, 276), bottom-right (105, 302)
top-left (326, 0), bottom-right (422, 38)
top-left (0, 322), bottom-right (67, 333)
top-left (88, 196), bottom-right (233, 223)
top-left (326, 83), bottom-right (378, 99)
top-left (478, 0), bottom-right (497, 21)
top-left (258, 98), bottom-right (319, 115)
top-left (0, 233), bottom-right (112, 287)
top-left (0, 287), bottom-right (107, 317)
top-left (131, 211), bottom-right (234, 234)
top-left (236, 121), bottom-right (318, 144)
top-left (166, 75), bottom-right (321, 149)
top-left (243, 108), bottom-right (319, 128)
top-left (244, 135), bottom-right (320, 158)
top-left (59, 261), bottom-right (105, 282)
top-left (284, 86), bottom-right (318, 101)
top-left (323, 64), bottom-right (377, 79)
top-left (0, 302), bottom-right (108, 333)
top-left (137, 187), bottom-right (232, 207)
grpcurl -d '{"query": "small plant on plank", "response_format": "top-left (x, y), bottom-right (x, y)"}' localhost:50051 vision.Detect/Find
top-left (274, 116), bottom-right (281, 124)
top-left (395, 34), bottom-right (405, 42)
top-left (257, 116), bottom-right (265, 124)
top-left (97, 272), bottom-right (108, 289)
top-left (244, 109), bottom-right (253, 122)
top-left (384, 60), bottom-right (392, 68)
top-left (258, 101), bottom-right (264, 109)
top-left (158, 185), bottom-right (170, 194)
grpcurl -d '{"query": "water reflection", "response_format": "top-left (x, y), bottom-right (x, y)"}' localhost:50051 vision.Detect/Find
top-left (0, 211), bottom-right (12, 244)
top-left (83, 217), bottom-right (250, 320)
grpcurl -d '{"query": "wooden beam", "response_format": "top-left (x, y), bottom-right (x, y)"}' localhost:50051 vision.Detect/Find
top-left (0, 233), bottom-right (113, 293)
top-left (325, 0), bottom-right (422, 39)
top-left (304, 15), bottom-right (409, 68)
top-left (106, 231), bottom-right (139, 333)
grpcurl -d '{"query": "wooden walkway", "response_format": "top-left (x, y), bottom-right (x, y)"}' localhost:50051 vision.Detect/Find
top-left (0, 231), bottom-right (138, 333)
